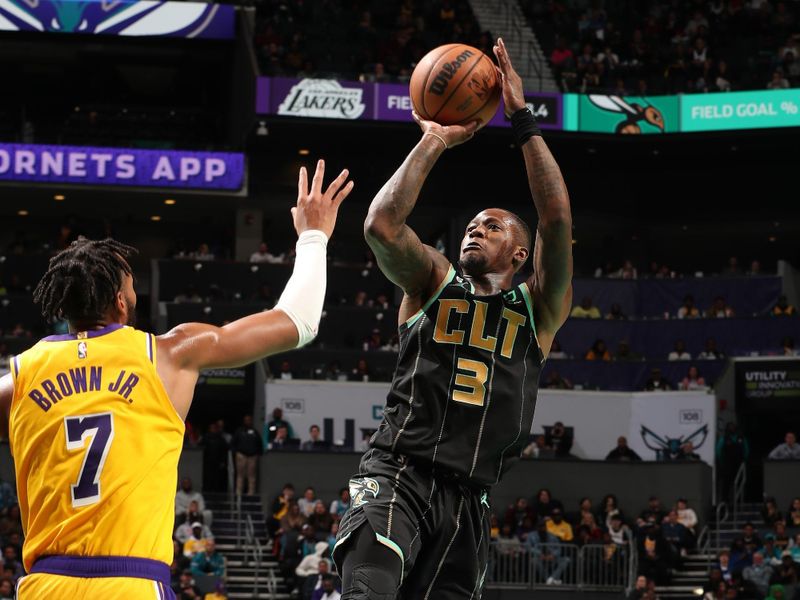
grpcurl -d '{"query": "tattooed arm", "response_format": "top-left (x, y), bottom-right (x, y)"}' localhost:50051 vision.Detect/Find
top-left (494, 38), bottom-right (573, 355)
top-left (364, 114), bottom-right (478, 324)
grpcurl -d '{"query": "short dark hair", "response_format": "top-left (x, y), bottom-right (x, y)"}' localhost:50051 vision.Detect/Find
top-left (506, 210), bottom-right (532, 251)
top-left (310, 424), bottom-right (320, 432)
top-left (33, 237), bottom-right (136, 325)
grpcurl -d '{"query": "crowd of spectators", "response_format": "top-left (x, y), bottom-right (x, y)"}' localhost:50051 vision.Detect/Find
top-left (253, 0), bottom-right (490, 84)
top-left (524, 0), bottom-right (800, 94)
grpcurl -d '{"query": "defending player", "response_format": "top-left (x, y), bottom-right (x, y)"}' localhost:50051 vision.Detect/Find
top-left (332, 38), bottom-right (573, 599)
top-left (0, 160), bottom-right (353, 598)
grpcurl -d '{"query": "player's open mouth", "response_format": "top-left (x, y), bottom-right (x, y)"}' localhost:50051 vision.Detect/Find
top-left (463, 243), bottom-right (482, 252)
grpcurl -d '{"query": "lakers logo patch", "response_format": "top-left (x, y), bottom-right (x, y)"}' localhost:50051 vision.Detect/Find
top-left (349, 477), bottom-right (380, 507)
top-left (77, 342), bottom-right (88, 359)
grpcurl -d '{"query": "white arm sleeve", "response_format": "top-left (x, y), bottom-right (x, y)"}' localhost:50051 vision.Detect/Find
top-left (275, 230), bottom-right (328, 348)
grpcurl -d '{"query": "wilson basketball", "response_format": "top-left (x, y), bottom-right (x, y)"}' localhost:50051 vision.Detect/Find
top-left (410, 43), bottom-right (501, 129)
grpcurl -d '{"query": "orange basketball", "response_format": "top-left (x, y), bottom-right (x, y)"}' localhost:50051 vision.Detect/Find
top-left (410, 43), bottom-right (501, 129)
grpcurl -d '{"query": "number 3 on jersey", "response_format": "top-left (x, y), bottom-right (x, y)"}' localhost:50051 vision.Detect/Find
top-left (64, 413), bottom-right (115, 508)
top-left (452, 358), bottom-right (488, 406)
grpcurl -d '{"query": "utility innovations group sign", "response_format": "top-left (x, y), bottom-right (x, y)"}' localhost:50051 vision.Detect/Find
top-left (0, 143), bottom-right (245, 190)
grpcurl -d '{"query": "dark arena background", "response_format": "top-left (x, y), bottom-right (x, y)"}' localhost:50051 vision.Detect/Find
top-left (1, 1), bottom-right (800, 599)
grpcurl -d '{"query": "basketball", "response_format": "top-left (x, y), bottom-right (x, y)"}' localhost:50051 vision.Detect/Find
top-left (410, 43), bottom-right (501, 129)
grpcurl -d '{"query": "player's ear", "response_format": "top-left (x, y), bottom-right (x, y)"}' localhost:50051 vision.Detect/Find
top-left (514, 245), bottom-right (529, 267)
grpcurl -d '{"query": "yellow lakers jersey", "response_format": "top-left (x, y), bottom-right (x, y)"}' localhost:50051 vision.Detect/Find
top-left (8, 324), bottom-right (184, 571)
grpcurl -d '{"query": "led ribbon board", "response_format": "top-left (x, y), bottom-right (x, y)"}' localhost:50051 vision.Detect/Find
top-left (0, 143), bottom-right (245, 190)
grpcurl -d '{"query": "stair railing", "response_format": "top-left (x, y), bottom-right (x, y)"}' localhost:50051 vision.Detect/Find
top-left (244, 514), bottom-right (274, 598)
top-left (733, 462), bottom-right (746, 520)
top-left (715, 502), bottom-right (729, 553)
top-left (696, 525), bottom-right (711, 572)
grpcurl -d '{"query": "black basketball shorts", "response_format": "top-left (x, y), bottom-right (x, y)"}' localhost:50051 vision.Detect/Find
top-left (332, 448), bottom-right (491, 600)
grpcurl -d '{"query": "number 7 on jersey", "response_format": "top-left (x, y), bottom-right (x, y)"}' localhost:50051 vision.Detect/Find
top-left (64, 413), bottom-right (115, 508)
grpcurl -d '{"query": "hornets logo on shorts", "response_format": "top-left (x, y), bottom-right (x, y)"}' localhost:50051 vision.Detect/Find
top-left (349, 477), bottom-right (380, 507)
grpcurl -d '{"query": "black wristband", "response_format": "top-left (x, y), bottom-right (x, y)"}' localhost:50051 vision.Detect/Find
top-left (510, 107), bottom-right (541, 146)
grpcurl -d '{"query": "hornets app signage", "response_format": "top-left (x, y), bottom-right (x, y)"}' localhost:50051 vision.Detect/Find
top-left (0, 0), bottom-right (235, 39)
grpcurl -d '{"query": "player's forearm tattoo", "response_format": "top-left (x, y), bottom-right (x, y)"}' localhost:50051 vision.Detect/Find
top-left (367, 136), bottom-right (444, 231)
top-left (522, 137), bottom-right (571, 225)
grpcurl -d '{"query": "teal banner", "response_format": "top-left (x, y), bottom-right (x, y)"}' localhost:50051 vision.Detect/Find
top-left (577, 94), bottom-right (680, 134)
top-left (681, 89), bottom-right (800, 132)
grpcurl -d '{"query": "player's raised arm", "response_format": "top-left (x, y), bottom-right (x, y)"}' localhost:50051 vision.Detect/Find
top-left (494, 37), bottom-right (573, 354)
top-left (159, 159), bottom-right (353, 373)
top-left (364, 113), bottom-right (478, 310)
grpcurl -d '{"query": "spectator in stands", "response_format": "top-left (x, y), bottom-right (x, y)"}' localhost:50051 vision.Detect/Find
top-left (661, 510), bottom-right (690, 558)
top-left (192, 243), bottom-right (215, 262)
top-left (545, 422), bottom-right (573, 457)
top-left (606, 303), bottom-right (627, 320)
top-left (176, 570), bottom-right (202, 599)
top-left (295, 541), bottom-right (330, 591)
top-left (615, 340), bottom-right (642, 361)
top-left (250, 242), bottom-right (284, 264)
top-left (761, 534), bottom-right (782, 566)
top-left (176, 478), bottom-right (211, 525)
top-left (676, 441), bottom-right (701, 461)
top-left (205, 581), bottom-right (228, 600)
top-left (202, 421), bottom-right (229, 493)
top-left (268, 483), bottom-right (296, 536)
top-left (668, 340), bottom-right (692, 361)
top-left (677, 295), bottom-right (700, 319)
top-left (175, 517), bottom-right (213, 545)
top-left (585, 339), bottom-right (611, 361)
top-left (766, 583), bottom-right (787, 600)
top-left (546, 507), bottom-right (574, 542)
top-left (190, 539), bottom-right (224, 578)
top-left (598, 494), bottom-right (624, 530)
top-left (543, 370), bottom-right (573, 389)
top-left (298, 487), bottom-right (317, 518)
top-left (302, 425), bottom-right (323, 451)
top-left (534, 489), bottom-right (563, 519)
top-left (772, 295), bottom-right (796, 317)
top-left (571, 296), bottom-right (601, 319)
top-left (638, 497), bottom-right (667, 530)
top-left (786, 498), bottom-right (800, 528)
top-left (644, 368), bottom-right (673, 391)
top-left (329, 488), bottom-right (350, 522)
top-left (699, 338), bottom-right (725, 360)
top-left (264, 408), bottom-right (294, 444)
top-left (548, 340), bottom-right (568, 359)
top-left (313, 574), bottom-right (341, 600)
top-left (349, 358), bottom-right (371, 382)
top-left (325, 361), bottom-right (348, 382)
top-left (522, 434), bottom-right (554, 459)
top-left (1, 545), bottom-right (22, 582)
top-left (773, 553), bottom-right (798, 586)
top-left (767, 69), bottom-right (790, 89)
top-left (363, 328), bottom-right (383, 351)
top-left (638, 524), bottom-right (671, 585)
top-left (308, 500), bottom-right (333, 540)
top-left (676, 498), bottom-right (698, 541)
top-left (717, 550), bottom-right (734, 584)
top-left (174, 286), bottom-right (203, 304)
top-left (527, 519), bottom-right (571, 585)
top-left (743, 552), bottom-right (773, 596)
top-left (183, 522), bottom-right (211, 558)
top-left (768, 432), bottom-right (800, 460)
top-left (762, 498), bottom-right (784, 527)
top-left (733, 523), bottom-right (762, 559)
top-left (279, 360), bottom-right (294, 380)
top-left (627, 575), bottom-right (648, 600)
top-left (279, 501), bottom-right (306, 534)
top-left (606, 436), bottom-right (642, 461)
top-left (268, 425), bottom-right (291, 450)
top-left (232, 415), bottom-right (262, 496)
top-left (303, 560), bottom-right (332, 600)
top-left (177, 499), bottom-right (205, 529)
top-left (0, 578), bottom-right (12, 600)
top-left (790, 534), bottom-right (800, 563)
top-left (680, 366), bottom-right (707, 390)
top-left (706, 296), bottom-right (735, 318)
top-left (747, 260), bottom-right (762, 276)
top-left (780, 336), bottom-right (798, 356)
top-left (724, 257), bottom-right (742, 276)
top-left (773, 521), bottom-right (790, 553)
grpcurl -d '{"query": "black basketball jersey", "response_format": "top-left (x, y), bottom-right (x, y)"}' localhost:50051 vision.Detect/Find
top-left (370, 265), bottom-right (543, 486)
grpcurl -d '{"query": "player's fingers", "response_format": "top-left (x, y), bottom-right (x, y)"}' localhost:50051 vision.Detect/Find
top-left (290, 206), bottom-right (297, 220)
top-left (325, 168), bottom-right (350, 200)
top-left (411, 110), bottom-right (424, 127)
top-left (297, 166), bottom-right (308, 200)
top-left (311, 159), bottom-right (325, 195)
top-left (333, 180), bottom-right (355, 207)
top-left (464, 120), bottom-right (480, 134)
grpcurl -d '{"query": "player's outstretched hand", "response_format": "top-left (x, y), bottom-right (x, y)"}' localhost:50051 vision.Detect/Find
top-left (493, 37), bottom-right (526, 116)
top-left (412, 110), bottom-right (479, 149)
top-left (292, 159), bottom-right (354, 238)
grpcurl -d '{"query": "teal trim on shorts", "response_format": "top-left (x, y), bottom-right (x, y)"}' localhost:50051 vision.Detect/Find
top-left (404, 265), bottom-right (456, 328)
top-left (519, 282), bottom-right (544, 358)
top-left (375, 533), bottom-right (405, 582)
top-left (330, 531), bottom-right (352, 572)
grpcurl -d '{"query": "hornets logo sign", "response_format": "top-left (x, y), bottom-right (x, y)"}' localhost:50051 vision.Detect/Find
top-left (349, 477), bottom-right (380, 507)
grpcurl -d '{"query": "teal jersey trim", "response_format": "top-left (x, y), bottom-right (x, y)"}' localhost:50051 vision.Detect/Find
top-left (375, 533), bottom-right (405, 582)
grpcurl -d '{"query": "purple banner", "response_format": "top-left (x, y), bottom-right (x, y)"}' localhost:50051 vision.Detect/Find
top-left (0, 0), bottom-right (235, 39)
top-left (0, 143), bottom-right (245, 190)
top-left (257, 77), bottom-right (563, 130)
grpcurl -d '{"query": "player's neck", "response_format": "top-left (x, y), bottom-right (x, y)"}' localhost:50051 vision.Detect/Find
top-left (68, 317), bottom-right (122, 333)
top-left (462, 271), bottom-right (514, 296)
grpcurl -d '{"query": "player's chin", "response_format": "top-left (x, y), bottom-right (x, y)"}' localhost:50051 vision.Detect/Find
top-left (458, 253), bottom-right (488, 274)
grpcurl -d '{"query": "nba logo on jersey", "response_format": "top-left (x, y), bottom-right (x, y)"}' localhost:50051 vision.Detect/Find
top-left (77, 342), bottom-right (87, 359)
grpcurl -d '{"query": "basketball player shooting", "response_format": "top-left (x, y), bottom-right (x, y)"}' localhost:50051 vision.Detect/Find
top-left (332, 38), bottom-right (573, 599)
top-left (0, 160), bottom-right (352, 599)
